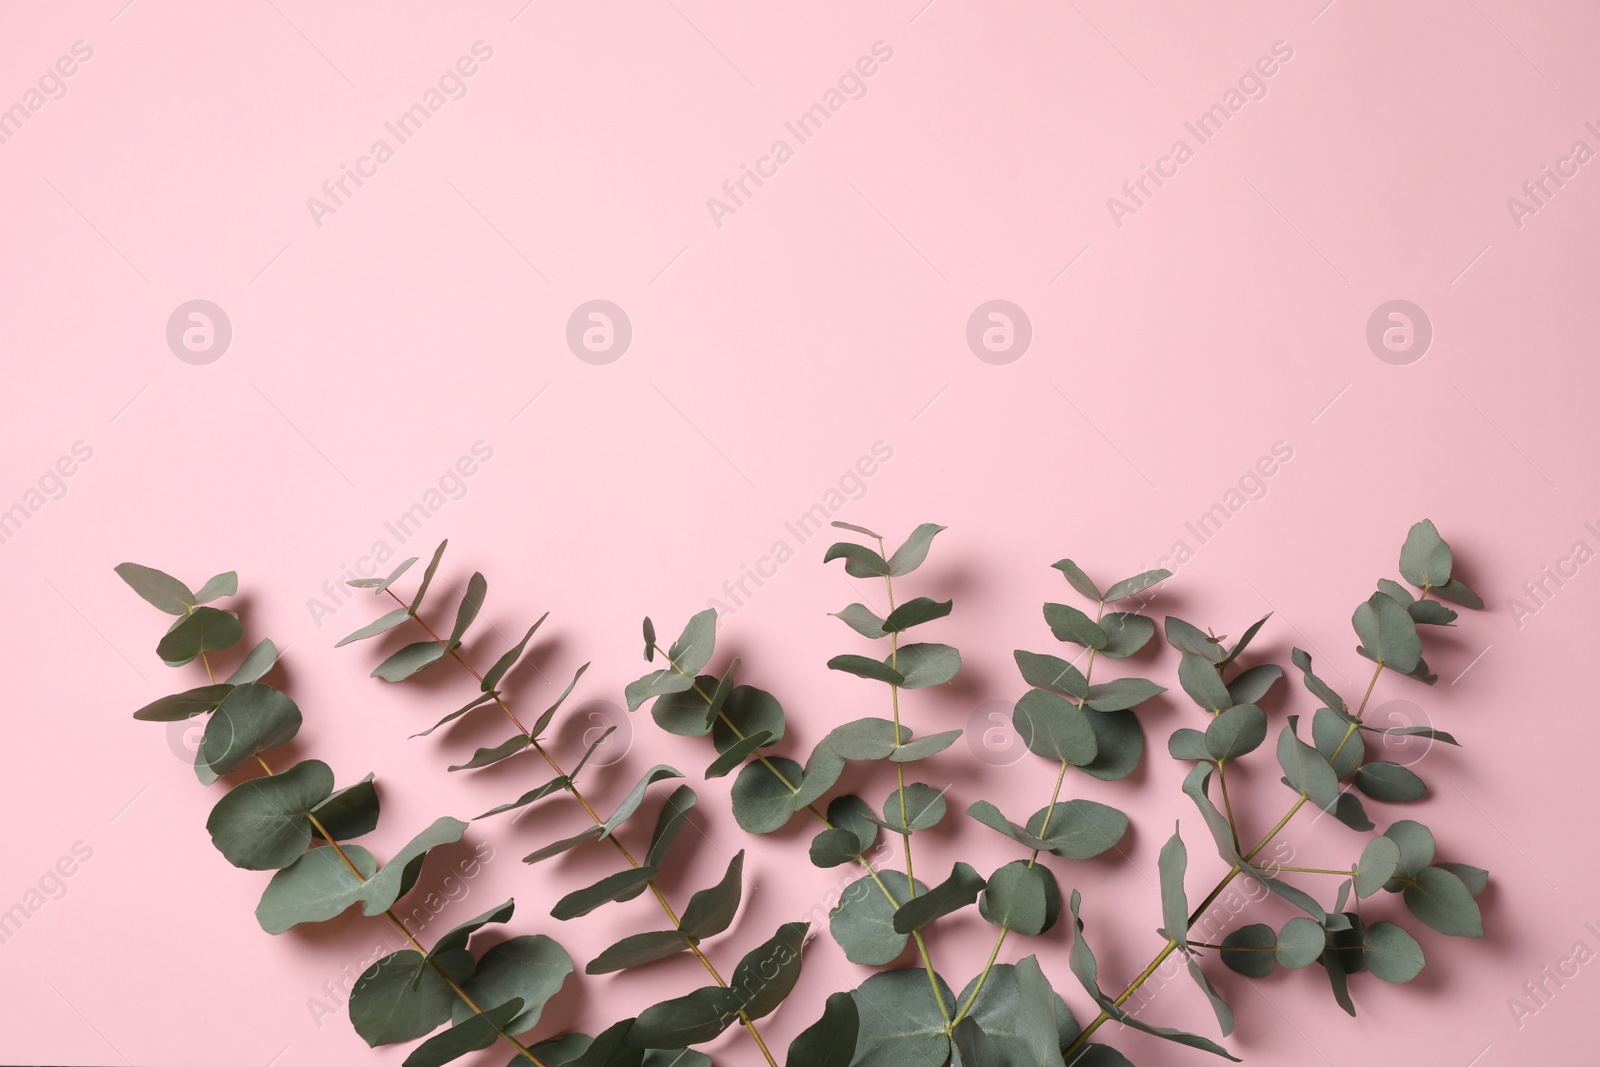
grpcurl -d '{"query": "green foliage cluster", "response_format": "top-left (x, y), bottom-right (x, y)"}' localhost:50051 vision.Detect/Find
top-left (120, 519), bottom-right (1487, 1066)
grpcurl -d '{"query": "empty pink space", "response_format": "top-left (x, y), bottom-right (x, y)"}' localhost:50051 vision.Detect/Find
top-left (1, 1), bottom-right (1596, 1065)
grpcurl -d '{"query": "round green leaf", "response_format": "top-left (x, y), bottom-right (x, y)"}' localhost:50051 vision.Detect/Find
top-left (1079, 709), bottom-right (1144, 782)
top-left (454, 934), bottom-right (573, 1033)
top-left (894, 642), bottom-right (962, 689)
top-left (730, 757), bottom-right (801, 834)
top-left (851, 969), bottom-right (954, 1067)
top-left (1356, 837), bottom-right (1400, 898)
top-left (1026, 800), bottom-right (1128, 860)
top-left (1403, 866), bottom-right (1483, 938)
top-left (979, 860), bottom-right (1060, 936)
top-left (714, 685), bottom-right (786, 752)
top-left (157, 606), bottom-right (243, 665)
top-left (206, 759), bottom-right (335, 870)
top-left (881, 783), bottom-right (946, 832)
top-left (1205, 704), bottom-right (1267, 761)
top-left (1364, 921), bottom-right (1425, 982)
top-left (1275, 917), bottom-right (1324, 968)
top-left (1014, 689), bottom-right (1098, 766)
top-left (1355, 761), bottom-right (1427, 802)
top-left (831, 871), bottom-right (925, 965)
top-left (650, 676), bottom-right (718, 737)
top-left (115, 562), bottom-right (194, 614)
top-left (202, 683), bottom-right (303, 775)
top-left (1382, 820), bottom-right (1436, 888)
top-left (1220, 924), bottom-right (1276, 977)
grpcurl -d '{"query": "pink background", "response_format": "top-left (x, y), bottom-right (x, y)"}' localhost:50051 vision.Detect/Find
top-left (2, 1), bottom-right (1597, 1064)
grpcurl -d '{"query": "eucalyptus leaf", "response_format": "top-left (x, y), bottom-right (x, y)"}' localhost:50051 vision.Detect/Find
top-left (1104, 568), bottom-right (1170, 602)
top-left (1205, 704), bottom-right (1267, 762)
top-left (883, 597), bottom-right (953, 633)
top-left (1354, 761), bottom-right (1427, 802)
top-left (430, 899), bottom-right (516, 957)
top-left (410, 540), bottom-right (449, 614)
top-left (1356, 837), bottom-right (1401, 898)
top-left (475, 777), bottom-right (570, 820)
top-left (601, 766), bottom-right (685, 838)
top-left (359, 817), bottom-right (469, 914)
top-left (1026, 800), bottom-right (1128, 860)
top-left (482, 616), bottom-right (547, 692)
top-left (888, 524), bottom-right (946, 576)
top-left (730, 922), bottom-right (809, 1020)
top-left (587, 930), bottom-right (690, 975)
top-left (226, 639), bottom-right (279, 684)
top-left (850, 968), bottom-right (954, 1067)
top-left (1382, 820), bottom-right (1436, 885)
top-left (158, 606), bottom-right (244, 666)
top-left (1014, 688), bottom-right (1098, 766)
top-left (831, 520), bottom-right (884, 538)
top-left (1364, 921), bottom-right (1425, 982)
top-left (787, 991), bottom-right (858, 1067)
top-left (414, 692), bottom-right (499, 739)
top-left (133, 683), bottom-right (233, 722)
top-left (827, 718), bottom-right (904, 761)
top-left (1291, 648), bottom-right (1348, 714)
top-left (892, 729), bottom-right (963, 763)
top-left (1436, 862), bottom-right (1489, 897)
top-left (978, 860), bottom-right (1061, 936)
top-left (1051, 559), bottom-right (1102, 601)
top-left (730, 757), bottom-right (801, 834)
top-left (532, 662), bottom-right (591, 738)
top-left (828, 654), bottom-right (904, 686)
top-left (373, 641), bottom-right (447, 683)
top-left (627, 668), bottom-right (695, 716)
top-left (1165, 616), bottom-right (1222, 663)
top-left (349, 947), bottom-right (471, 1047)
top-left (1043, 603), bottom-right (1107, 649)
top-left (1226, 664), bottom-right (1282, 706)
top-left (1399, 519), bottom-right (1453, 589)
top-left (832, 871), bottom-right (923, 965)
top-left (714, 685), bottom-right (787, 753)
top-left (1012, 650), bottom-right (1088, 699)
top-left (1432, 577), bottom-right (1484, 609)
top-left (1352, 592), bottom-right (1423, 673)
top-left (202, 682), bottom-right (302, 775)
top-left (957, 957), bottom-right (1068, 1067)
top-left (454, 935), bottom-right (573, 1033)
top-left (893, 862), bottom-right (983, 933)
top-left (1185, 956), bottom-right (1235, 1036)
top-left (679, 851), bottom-right (744, 941)
top-left (705, 730), bottom-right (771, 779)
top-left (667, 609), bottom-right (718, 675)
top-left (879, 783), bottom-right (947, 832)
top-left (626, 985), bottom-right (741, 1049)
top-left (824, 542), bottom-right (891, 579)
top-left (346, 556), bottom-right (416, 592)
top-left (829, 795), bottom-right (879, 855)
top-left (444, 573), bottom-right (488, 650)
top-left (1178, 652), bottom-right (1232, 712)
top-left (256, 843), bottom-right (376, 934)
top-left (1169, 728), bottom-right (1210, 762)
top-left (1079, 710), bottom-right (1144, 781)
top-left (1276, 718), bottom-right (1341, 811)
top-left (116, 562), bottom-right (197, 613)
top-left (1219, 613), bottom-right (1272, 667)
top-left (552, 867), bottom-right (660, 920)
top-left (1098, 612), bottom-right (1155, 659)
top-left (206, 758), bottom-right (335, 870)
top-left (407, 998), bottom-right (523, 1067)
top-left (448, 734), bottom-right (530, 772)
top-left (811, 827), bottom-right (865, 868)
top-left (1220, 925), bottom-right (1276, 977)
top-left (312, 774), bottom-right (380, 841)
top-left (337, 608), bottom-right (411, 647)
top-left (833, 604), bottom-right (887, 639)
top-left (1084, 677), bottom-right (1165, 711)
top-left (1312, 707), bottom-right (1364, 778)
top-left (1403, 866), bottom-right (1483, 937)
top-left (893, 643), bottom-right (962, 689)
top-left (1276, 916), bottom-right (1325, 968)
top-left (1158, 825), bottom-right (1189, 946)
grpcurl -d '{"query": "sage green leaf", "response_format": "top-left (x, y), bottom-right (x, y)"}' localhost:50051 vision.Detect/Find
top-left (1331, 792), bottom-right (1375, 832)
top-left (731, 921), bottom-right (808, 1020)
top-left (1436, 862), bottom-right (1488, 897)
top-left (374, 641), bottom-right (446, 682)
top-left (893, 862), bottom-right (983, 933)
top-left (628, 668), bottom-right (695, 715)
top-left (1182, 764), bottom-right (1240, 863)
top-left (679, 851), bottom-right (744, 940)
top-left (787, 991), bottom-right (857, 1067)
top-left (543, 1020), bottom-right (642, 1066)
top-left (714, 684), bottom-right (786, 752)
top-left (832, 520), bottom-right (884, 538)
top-left (202, 682), bottom-right (302, 775)
top-left (445, 573), bottom-right (488, 650)
top-left (1158, 825), bottom-right (1189, 946)
top-left (825, 541), bottom-right (892, 578)
top-left (448, 734), bottom-right (530, 772)
top-left (1276, 917), bottom-right (1324, 968)
top-left (1178, 652), bottom-right (1231, 712)
top-left (965, 801), bottom-right (1055, 852)
top-left (1325, 913), bottom-right (1367, 991)
top-left (312, 774), bottom-right (379, 841)
top-left (1084, 677), bottom-right (1165, 711)
top-left (431, 899), bottom-right (516, 956)
top-left (828, 717), bottom-right (904, 760)
top-left (1408, 599), bottom-right (1458, 626)
top-left (158, 606), bottom-right (244, 666)
top-left (1067, 891), bottom-right (1240, 1060)
top-left (1399, 519), bottom-right (1453, 589)
top-left (1043, 603), bottom-right (1107, 649)
top-left (409, 540), bottom-right (449, 613)
top-left (833, 604), bottom-right (887, 639)
top-left (644, 785), bottom-right (696, 869)
top-left (455, 935), bottom-right (573, 1032)
top-left (699, 658), bottom-right (741, 734)
top-left (588, 930), bottom-right (690, 975)
top-left (1169, 728), bottom-right (1209, 761)
top-left (1290, 648), bottom-right (1347, 713)
top-left (1027, 800), bottom-right (1129, 860)
top-left (482, 616), bottom-right (547, 692)
top-left (256, 843), bottom-right (376, 933)
top-left (194, 746), bottom-right (219, 786)
top-left (958, 957), bottom-right (1068, 1067)
top-left (833, 871), bottom-right (923, 965)
top-left (115, 562), bottom-right (194, 614)
top-left (829, 654), bottom-right (905, 686)
top-left (883, 597), bottom-right (953, 633)
top-left (206, 758), bottom-right (334, 870)
top-left (1013, 650), bottom-right (1088, 699)
top-left (731, 757), bottom-right (801, 834)
top-left (1098, 612), bottom-right (1155, 659)
top-left (349, 947), bottom-right (470, 1046)
top-left (1312, 707), bottom-right (1364, 777)
top-left (1359, 722), bottom-right (1459, 745)
top-left (337, 608), bottom-right (411, 647)
top-left (1219, 613), bottom-right (1272, 667)
top-left (1226, 664), bottom-right (1282, 705)
top-left (227, 640), bottom-right (279, 685)
top-left (1382, 820), bottom-right (1436, 885)
top-left (602, 766), bottom-right (685, 838)
top-left (894, 643), bottom-right (961, 689)
top-left (1276, 719), bottom-right (1340, 811)
top-left (667, 609), bottom-right (718, 675)
top-left (1353, 592), bottom-right (1423, 673)
top-left (1165, 616), bottom-right (1222, 662)
top-left (1355, 761), bottom-right (1426, 802)
top-left (1185, 956), bottom-right (1235, 1036)
top-left (552, 867), bottom-right (660, 920)
top-left (1206, 704), bottom-right (1267, 761)
top-left (1356, 837), bottom-right (1401, 898)
top-left (1220, 925), bottom-right (1276, 977)
top-left (644, 1049), bottom-right (706, 1067)
top-left (829, 794), bottom-right (879, 854)
top-left (979, 860), bottom-right (1060, 936)
top-left (888, 523), bottom-right (946, 576)
top-left (850, 968), bottom-right (954, 1067)
top-left (408, 998), bottom-right (523, 1066)
top-left (1243, 862), bottom-right (1327, 922)
top-left (1362, 921), bottom-right (1425, 983)
top-left (360, 817), bottom-right (469, 915)
top-left (476, 777), bottom-right (570, 820)
top-left (641, 616), bottom-right (658, 662)
top-left (1404, 866), bottom-right (1483, 937)
top-left (1432, 577), bottom-right (1484, 609)
top-left (796, 742), bottom-right (846, 818)
top-left (415, 692), bottom-right (499, 739)
top-left (886, 783), bottom-right (948, 832)
top-left (1014, 689), bottom-right (1097, 765)
top-left (133, 683), bottom-right (233, 721)
top-left (628, 985), bottom-right (742, 1047)
top-left (346, 556), bottom-right (416, 592)
top-left (532, 662), bottom-right (591, 738)
top-left (1104, 568), bottom-right (1170, 602)
top-left (1378, 578), bottom-right (1415, 605)
top-left (811, 827), bottom-right (864, 868)
top-left (1080, 708), bottom-right (1145, 781)
top-left (1051, 559), bottom-right (1102, 601)
top-left (706, 730), bottom-right (771, 779)
top-left (892, 729), bottom-right (962, 763)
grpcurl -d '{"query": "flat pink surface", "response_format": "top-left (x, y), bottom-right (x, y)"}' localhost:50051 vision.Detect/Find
top-left (2, 2), bottom-right (1596, 1064)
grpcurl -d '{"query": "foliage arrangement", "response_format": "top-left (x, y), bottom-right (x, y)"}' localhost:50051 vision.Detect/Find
top-left (119, 519), bottom-right (1487, 1067)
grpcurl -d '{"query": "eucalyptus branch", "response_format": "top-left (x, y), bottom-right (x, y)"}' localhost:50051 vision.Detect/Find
top-left (115, 564), bottom-right (581, 1067)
